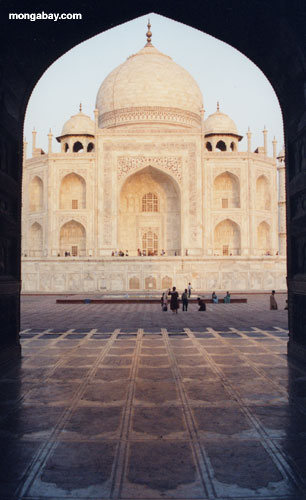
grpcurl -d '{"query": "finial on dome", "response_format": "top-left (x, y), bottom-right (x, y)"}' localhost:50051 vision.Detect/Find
top-left (79, 103), bottom-right (82, 113)
top-left (146, 18), bottom-right (152, 46)
top-left (217, 101), bottom-right (220, 112)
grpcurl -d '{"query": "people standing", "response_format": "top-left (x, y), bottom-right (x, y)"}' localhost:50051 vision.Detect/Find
top-left (161, 291), bottom-right (168, 311)
top-left (169, 286), bottom-right (179, 314)
top-left (188, 282), bottom-right (192, 298)
top-left (182, 289), bottom-right (188, 311)
top-left (270, 290), bottom-right (278, 310)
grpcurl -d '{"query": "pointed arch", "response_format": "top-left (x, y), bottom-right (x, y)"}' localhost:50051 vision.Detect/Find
top-left (256, 175), bottom-right (271, 210)
top-left (118, 166), bottom-right (181, 256)
top-left (214, 218), bottom-right (241, 255)
top-left (59, 219), bottom-right (86, 256)
top-left (213, 171), bottom-right (240, 208)
top-left (257, 220), bottom-right (271, 254)
top-left (29, 222), bottom-right (43, 256)
top-left (60, 172), bottom-right (86, 209)
top-left (216, 140), bottom-right (227, 151)
top-left (73, 141), bottom-right (84, 153)
top-left (29, 176), bottom-right (43, 212)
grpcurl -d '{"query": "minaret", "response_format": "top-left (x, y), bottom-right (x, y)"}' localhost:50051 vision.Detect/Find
top-left (247, 127), bottom-right (252, 152)
top-left (263, 126), bottom-right (268, 156)
top-left (272, 136), bottom-right (277, 159)
top-left (277, 147), bottom-right (286, 256)
top-left (32, 128), bottom-right (37, 157)
top-left (94, 108), bottom-right (99, 133)
top-left (48, 129), bottom-right (53, 154)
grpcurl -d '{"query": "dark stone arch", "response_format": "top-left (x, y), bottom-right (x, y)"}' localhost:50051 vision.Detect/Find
top-left (73, 141), bottom-right (84, 153)
top-left (0, 1), bottom-right (306, 364)
top-left (216, 140), bottom-right (226, 152)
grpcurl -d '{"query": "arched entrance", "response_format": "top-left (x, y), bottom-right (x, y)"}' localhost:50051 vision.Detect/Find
top-left (214, 219), bottom-right (241, 256)
top-left (29, 176), bottom-right (43, 212)
top-left (29, 222), bottom-right (43, 257)
top-left (59, 220), bottom-right (86, 256)
top-left (59, 173), bottom-right (86, 210)
top-left (118, 166), bottom-right (181, 256)
top-left (213, 172), bottom-right (240, 209)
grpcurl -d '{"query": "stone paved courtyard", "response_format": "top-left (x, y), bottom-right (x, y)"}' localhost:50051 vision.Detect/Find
top-left (20, 293), bottom-right (288, 331)
top-left (1, 294), bottom-right (306, 499)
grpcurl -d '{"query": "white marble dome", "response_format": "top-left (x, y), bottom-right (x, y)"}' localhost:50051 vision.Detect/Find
top-left (204, 109), bottom-right (239, 136)
top-left (95, 44), bottom-right (204, 129)
top-left (60, 110), bottom-right (95, 137)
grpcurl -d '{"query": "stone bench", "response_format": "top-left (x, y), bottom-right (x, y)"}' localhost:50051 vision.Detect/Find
top-left (202, 298), bottom-right (247, 304)
top-left (56, 297), bottom-right (247, 304)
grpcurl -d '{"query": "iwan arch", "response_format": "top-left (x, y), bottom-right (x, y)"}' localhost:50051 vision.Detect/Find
top-left (21, 24), bottom-right (286, 293)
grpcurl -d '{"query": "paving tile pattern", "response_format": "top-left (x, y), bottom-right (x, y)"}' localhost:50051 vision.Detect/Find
top-left (1, 319), bottom-right (306, 499)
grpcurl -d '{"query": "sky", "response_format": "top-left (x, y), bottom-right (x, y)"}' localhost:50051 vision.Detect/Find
top-left (24, 13), bottom-right (284, 157)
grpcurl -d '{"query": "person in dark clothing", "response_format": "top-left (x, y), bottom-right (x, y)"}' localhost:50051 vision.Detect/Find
top-left (197, 297), bottom-right (206, 311)
top-left (168, 286), bottom-right (179, 313)
top-left (182, 289), bottom-right (188, 311)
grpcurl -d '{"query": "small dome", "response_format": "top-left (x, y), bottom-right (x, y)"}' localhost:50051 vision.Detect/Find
top-left (59, 109), bottom-right (94, 137)
top-left (204, 109), bottom-right (239, 137)
top-left (95, 43), bottom-right (203, 129)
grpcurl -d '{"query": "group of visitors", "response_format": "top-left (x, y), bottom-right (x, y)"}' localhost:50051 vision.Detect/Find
top-left (111, 249), bottom-right (172, 256)
top-left (111, 250), bottom-right (129, 257)
top-left (137, 248), bottom-right (163, 256)
top-left (161, 288), bottom-right (281, 312)
top-left (161, 287), bottom-right (181, 314)
top-left (211, 291), bottom-right (231, 303)
top-left (137, 248), bottom-right (166, 256)
top-left (161, 285), bottom-right (231, 313)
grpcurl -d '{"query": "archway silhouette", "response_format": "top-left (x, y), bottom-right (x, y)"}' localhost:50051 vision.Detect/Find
top-left (1, 2), bottom-right (306, 364)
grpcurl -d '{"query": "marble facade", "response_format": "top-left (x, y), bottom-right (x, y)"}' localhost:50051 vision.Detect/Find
top-left (21, 31), bottom-right (286, 293)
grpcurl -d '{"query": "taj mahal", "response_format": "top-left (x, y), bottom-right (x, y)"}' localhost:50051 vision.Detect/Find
top-left (21, 23), bottom-right (287, 293)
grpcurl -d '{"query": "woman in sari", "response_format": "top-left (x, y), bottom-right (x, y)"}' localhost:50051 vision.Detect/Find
top-left (169, 286), bottom-right (179, 314)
